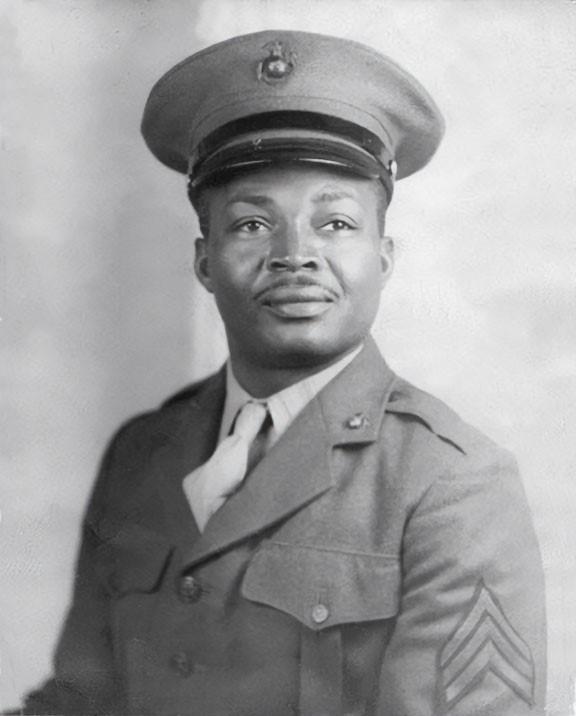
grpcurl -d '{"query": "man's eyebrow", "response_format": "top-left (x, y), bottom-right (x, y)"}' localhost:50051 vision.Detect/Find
top-left (312, 189), bottom-right (357, 203)
top-left (225, 193), bottom-right (272, 207)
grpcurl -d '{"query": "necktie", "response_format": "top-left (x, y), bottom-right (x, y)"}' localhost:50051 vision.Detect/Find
top-left (183, 401), bottom-right (269, 531)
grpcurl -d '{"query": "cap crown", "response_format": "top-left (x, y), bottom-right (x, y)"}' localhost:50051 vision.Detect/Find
top-left (141, 29), bottom-right (444, 181)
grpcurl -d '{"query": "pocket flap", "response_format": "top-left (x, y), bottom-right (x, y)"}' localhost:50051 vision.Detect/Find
top-left (242, 541), bottom-right (400, 631)
top-left (95, 525), bottom-right (173, 596)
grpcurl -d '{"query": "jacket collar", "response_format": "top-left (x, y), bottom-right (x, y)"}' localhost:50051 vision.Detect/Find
top-left (318, 336), bottom-right (395, 446)
top-left (177, 336), bottom-right (397, 569)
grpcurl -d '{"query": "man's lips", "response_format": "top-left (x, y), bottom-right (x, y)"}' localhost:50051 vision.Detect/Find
top-left (255, 283), bottom-right (339, 318)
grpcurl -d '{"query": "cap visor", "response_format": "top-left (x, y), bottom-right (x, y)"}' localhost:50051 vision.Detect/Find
top-left (190, 135), bottom-right (385, 188)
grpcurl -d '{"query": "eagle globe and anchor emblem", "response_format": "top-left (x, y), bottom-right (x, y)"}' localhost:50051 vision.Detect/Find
top-left (257, 41), bottom-right (296, 84)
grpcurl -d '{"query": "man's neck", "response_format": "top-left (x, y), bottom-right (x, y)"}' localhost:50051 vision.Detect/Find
top-left (228, 344), bottom-right (364, 399)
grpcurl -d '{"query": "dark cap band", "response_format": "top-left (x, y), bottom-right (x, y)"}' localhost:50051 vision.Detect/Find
top-left (188, 126), bottom-right (395, 199)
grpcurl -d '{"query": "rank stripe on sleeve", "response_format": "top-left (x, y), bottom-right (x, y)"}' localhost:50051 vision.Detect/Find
top-left (439, 580), bottom-right (535, 711)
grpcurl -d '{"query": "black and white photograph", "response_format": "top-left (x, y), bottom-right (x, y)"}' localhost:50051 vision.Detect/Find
top-left (1, 1), bottom-right (575, 714)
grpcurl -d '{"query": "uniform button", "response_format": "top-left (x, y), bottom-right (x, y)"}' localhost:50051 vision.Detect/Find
top-left (312, 603), bottom-right (329, 624)
top-left (177, 574), bottom-right (203, 604)
top-left (169, 651), bottom-right (193, 677)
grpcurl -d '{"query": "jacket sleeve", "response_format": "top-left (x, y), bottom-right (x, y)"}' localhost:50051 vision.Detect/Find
top-left (20, 433), bottom-right (126, 716)
top-left (378, 446), bottom-right (546, 715)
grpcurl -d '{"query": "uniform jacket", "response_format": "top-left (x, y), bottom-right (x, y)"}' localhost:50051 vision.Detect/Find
top-left (23, 339), bottom-right (546, 715)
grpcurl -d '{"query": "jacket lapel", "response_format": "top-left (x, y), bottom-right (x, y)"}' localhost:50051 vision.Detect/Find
top-left (153, 368), bottom-right (226, 547)
top-left (180, 338), bottom-right (396, 569)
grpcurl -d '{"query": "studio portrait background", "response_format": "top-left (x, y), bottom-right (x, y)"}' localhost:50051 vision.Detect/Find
top-left (1, 0), bottom-right (575, 712)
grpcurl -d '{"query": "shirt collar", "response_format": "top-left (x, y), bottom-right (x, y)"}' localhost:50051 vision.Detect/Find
top-left (219, 344), bottom-right (363, 445)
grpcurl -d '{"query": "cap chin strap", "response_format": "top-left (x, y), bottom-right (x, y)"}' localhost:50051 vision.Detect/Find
top-left (188, 134), bottom-right (394, 201)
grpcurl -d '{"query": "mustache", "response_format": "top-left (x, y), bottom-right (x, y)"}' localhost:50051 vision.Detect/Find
top-left (253, 276), bottom-right (340, 301)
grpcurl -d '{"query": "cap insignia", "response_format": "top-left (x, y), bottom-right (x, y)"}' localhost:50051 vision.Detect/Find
top-left (258, 41), bottom-right (295, 84)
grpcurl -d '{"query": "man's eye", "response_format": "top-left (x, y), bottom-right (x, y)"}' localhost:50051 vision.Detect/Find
top-left (322, 219), bottom-right (356, 231)
top-left (235, 219), bottom-right (268, 233)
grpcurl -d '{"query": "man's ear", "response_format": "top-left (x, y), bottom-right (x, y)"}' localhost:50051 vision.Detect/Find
top-left (379, 235), bottom-right (395, 283)
top-left (194, 237), bottom-right (213, 293)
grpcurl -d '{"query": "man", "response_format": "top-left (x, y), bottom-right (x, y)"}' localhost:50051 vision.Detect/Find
top-left (20, 30), bottom-right (545, 715)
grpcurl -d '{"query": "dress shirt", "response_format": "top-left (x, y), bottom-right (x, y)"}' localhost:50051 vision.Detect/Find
top-left (218, 344), bottom-right (363, 448)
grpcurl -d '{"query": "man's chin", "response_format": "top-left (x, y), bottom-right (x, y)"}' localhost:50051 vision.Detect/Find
top-left (257, 334), bottom-right (362, 371)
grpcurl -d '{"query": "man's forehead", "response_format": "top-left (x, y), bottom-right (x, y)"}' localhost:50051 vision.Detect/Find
top-left (213, 169), bottom-right (380, 206)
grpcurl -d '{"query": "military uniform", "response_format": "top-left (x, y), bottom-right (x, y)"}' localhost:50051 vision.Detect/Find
top-left (22, 340), bottom-right (545, 715)
top-left (20, 30), bottom-right (546, 715)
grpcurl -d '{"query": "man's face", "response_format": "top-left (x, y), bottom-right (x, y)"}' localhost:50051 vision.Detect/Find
top-left (194, 164), bottom-right (393, 370)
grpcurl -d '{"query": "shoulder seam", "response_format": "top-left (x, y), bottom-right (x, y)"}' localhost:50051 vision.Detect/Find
top-left (387, 407), bottom-right (467, 455)
top-left (161, 375), bottom-right (214, 408)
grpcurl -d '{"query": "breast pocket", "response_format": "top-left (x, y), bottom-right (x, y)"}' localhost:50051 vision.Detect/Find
top-left (241, 540), bottom-right (401, 631)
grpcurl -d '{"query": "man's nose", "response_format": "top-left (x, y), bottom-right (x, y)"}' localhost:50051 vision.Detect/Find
top-left (266, 224), bottom-right (321, 272)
